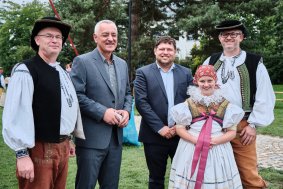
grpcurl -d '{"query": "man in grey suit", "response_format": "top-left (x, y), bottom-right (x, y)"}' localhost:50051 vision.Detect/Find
top-left (70, 20), bottom-right (132, 189)
top-left (134, 36), bottom-right (193, 189)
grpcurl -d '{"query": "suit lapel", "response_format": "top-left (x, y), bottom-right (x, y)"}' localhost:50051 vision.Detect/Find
top-left (151, 64), bottom-right (167, 99)
top-left (92, 49), bottom-right (115, 95)
top-left (173, 66), bottom-right (179, 99)
top-left (114, 56), bottom-right (121, 98)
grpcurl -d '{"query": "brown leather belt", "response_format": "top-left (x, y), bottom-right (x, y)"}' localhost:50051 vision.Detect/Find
top-left (242, 112), bottom-right (251, 120)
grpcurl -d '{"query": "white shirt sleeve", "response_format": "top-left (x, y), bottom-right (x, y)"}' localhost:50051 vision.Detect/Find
top-left (170, 102), bottom-right (192, 126)
top-left (2, 64), bottom-right (35, 151)
top-left (1, 75), bottom-right (6, 89)
top-left (202, 57), bottom-right (210, 65)
top-left (248, 62), bottom-right (275, 127)
top-left (223, 103), bottom-right (244, 129)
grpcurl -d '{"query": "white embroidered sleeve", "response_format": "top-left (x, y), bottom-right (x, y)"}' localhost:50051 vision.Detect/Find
top-left (248, 63), bottom-right (275, 127)
top-left (2, 64), bottom-right (35, 151)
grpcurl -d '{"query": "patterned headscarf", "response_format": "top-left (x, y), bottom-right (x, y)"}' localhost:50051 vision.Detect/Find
top-left (193, 65), bottom-right (217, 85)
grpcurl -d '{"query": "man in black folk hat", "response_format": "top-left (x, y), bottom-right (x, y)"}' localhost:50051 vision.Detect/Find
top-left (203, 20), bottom-right (275, 188)
top-left (2, 17), bottom-right (85, 189)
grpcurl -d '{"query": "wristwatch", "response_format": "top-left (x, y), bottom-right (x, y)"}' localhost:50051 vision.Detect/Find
top-left (15, 149), bottom-right (29, 159)
top-left (248, 123), bottom-right (256, 129)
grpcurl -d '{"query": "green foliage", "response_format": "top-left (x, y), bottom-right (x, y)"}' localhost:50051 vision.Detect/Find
top-left (174, 0), bottom-right (283, 83)
top-left (0, 0), bottom-right (47, 76)
top-left (0, 0), bottom-right (282, 83)
top-left (54, 0), bottom-right (129, 54)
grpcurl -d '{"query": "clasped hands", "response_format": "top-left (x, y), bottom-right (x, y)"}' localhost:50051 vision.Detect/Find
top-left (103, 108), bottom-right (129, 127)
top-left (160, 126), bottom-right (176, 139)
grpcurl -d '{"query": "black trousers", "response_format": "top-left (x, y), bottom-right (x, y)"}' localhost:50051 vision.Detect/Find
top-left (143, 142), bottom-right (178, 189)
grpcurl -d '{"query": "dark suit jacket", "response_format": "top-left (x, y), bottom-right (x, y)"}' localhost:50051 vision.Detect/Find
top-left (70, 48), bottom-right (132, 149)
top-left (134, 62), bottom-right (193, 145)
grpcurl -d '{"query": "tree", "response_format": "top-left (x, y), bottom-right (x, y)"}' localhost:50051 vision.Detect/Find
top-left (2, 0), bottom-right (281, 83)
top-left (53, 0), bottom-right (128, 56)
top-left (128, 0), bottom-right (180, 81)
top-left (0, 0), bottom-right (47, 76)
top-left (172, 0), bottom-right (282, 82)
top-left (264, 0), bottom-right (283, 83)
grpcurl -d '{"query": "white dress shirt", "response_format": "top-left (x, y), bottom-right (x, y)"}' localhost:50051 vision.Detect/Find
top-left (203, 50), bottom-right (275, 127)
top-left (2, 63), bottom-right (78, 151)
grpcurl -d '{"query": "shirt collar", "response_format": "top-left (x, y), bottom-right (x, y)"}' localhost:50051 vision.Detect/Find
top-left (219, 50), bottom-right (246, 66)
top-left (48, 62), bottom-right (60, 68)
top-left (98, 51), bottom-right (115, 65)
top-left (156, 61), bottom-right (175, 72)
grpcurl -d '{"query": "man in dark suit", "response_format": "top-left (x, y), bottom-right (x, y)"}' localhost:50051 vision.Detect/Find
top-left (70, 20), bottom-right (132, 189)
top-left (134, 36), bottom-right (193, 189)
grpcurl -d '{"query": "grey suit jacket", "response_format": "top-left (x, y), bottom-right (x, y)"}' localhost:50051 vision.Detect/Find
top-left (70, 48), bottom-right (132, 149)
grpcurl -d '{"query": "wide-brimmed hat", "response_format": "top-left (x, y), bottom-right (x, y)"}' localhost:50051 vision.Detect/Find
top-left (215, 20), bottom-right (248, 37)
top-left (31, 16), bottom-right (71, 51)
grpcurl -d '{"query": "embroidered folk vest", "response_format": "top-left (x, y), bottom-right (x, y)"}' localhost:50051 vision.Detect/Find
top-left (208, 52), bottom-right (261, 111)
top-left (24, 54), bottom-right (62, 143)
top-left (186, 98), bottom-right (229, 125)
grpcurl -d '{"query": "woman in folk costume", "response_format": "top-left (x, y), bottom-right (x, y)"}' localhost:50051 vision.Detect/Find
top-left (168, 65), bottom-right (244, 189)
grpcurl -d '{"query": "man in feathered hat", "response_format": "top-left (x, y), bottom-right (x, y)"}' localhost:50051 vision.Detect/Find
top-left (203, 19), bottom-right (275, 188)
top-left (2, 17), bottom-right (85, 189)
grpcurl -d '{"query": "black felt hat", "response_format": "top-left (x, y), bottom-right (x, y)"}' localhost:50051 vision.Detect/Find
top-left (30, 17), bottom-right (71, 51)
top-left (215, 20), bottom-right (248, 37)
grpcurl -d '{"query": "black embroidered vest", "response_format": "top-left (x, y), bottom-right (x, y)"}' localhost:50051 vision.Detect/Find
top-left (209, 52), bottom-right (261, 111)
top-left (24, 54), bottom-right (62, 143)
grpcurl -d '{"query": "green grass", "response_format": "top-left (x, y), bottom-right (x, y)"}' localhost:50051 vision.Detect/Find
top-left (1, 142), bottom-right (282, 189)
top-left (273, 85), bottom-right (283, 91)
top-left (257, 90), bottom-right (283, 137)
top-left (1, 84), bottom-right (283, 188)
top-left (274, 85), bottom-right (283, 100)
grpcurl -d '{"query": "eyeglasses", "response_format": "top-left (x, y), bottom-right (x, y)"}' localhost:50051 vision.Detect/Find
top-left (37, 34), bottom-right (64, 40)
top-left (220, 32), bottom-right (242, 38)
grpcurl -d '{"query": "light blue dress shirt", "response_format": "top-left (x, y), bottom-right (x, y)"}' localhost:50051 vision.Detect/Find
top-left (156, 62), bottom-right (175, 127)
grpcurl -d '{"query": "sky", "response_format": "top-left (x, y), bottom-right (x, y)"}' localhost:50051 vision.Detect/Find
top-left (0, 0), bottom-right (47, 6)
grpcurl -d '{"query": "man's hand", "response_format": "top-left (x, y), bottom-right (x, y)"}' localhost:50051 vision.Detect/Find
top-left (159, 126), bottom-right (174, 139)
top-left (16, 156), bottom-right (34, 182)
top-left (115, 110), bottom-right (130, 128)
top-left (169, 126), bottom-right (176, 137)
top-left (103, 108), bottom-right (120, 125)
top-left (69, 140), bottom-right (76, 157)
top-left (240, 125), bottom-right (256, 145)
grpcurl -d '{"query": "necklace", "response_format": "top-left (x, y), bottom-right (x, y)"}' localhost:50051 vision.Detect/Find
top-left (50, 63), bottom-right (74, 107)
top-left (220, 50), bottom-right (242, 84)
top-left (61, 70), bottom-right (74, 107)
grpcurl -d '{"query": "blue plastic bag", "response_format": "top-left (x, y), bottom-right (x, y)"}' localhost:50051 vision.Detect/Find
top-left (123, 102), bottom-right (140, 146)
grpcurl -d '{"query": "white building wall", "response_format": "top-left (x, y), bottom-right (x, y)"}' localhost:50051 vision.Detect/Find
top-left (176, 34), bottom-right (199, 60)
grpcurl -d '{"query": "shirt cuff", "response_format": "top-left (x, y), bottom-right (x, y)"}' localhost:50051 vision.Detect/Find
top-left (15, 149), bottom-right (29, 159)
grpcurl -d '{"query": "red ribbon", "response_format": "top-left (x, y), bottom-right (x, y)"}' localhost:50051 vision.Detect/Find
top-left (190, 110), bottom-right (217, 189)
